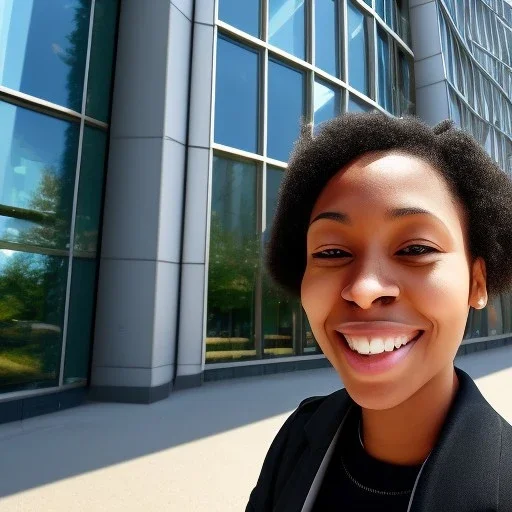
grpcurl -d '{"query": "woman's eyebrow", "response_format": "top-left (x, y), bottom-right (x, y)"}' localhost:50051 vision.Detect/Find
top-left (310, 207), bottom-right (442, 226)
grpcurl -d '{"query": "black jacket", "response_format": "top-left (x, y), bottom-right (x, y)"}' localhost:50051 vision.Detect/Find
top-left (247, 368), bottom-right (512, 511)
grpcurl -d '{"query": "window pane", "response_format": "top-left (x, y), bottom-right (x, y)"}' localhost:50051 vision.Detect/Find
top-left (487, 295), bottom-right (503, 336)
top-left (267, 59), bottom-right (305, 162)
top-left (377, 28), bottom-right (392, 112)
top-left (348, 94), bottom-right (371, 112)
top-left (268, 0), bottom-right (305, 60)
top-left (315, 0), bottom-right (340, 77)
top-left (86, 0), bottom-right (119, 122)
top-left (303, 315), bottom-right (321, 354)
top-left (206, 156), bottom-right (259, 363)
top-left (214, 36), bottom-right (259, 153)
top-left (74, 127), bottom-right (108, 254)
top-left (263, 167), bottom-right (300, 358)
top-left (219, 0), bottom-right (260, 37)
top-left (376, 0), bottom-right (395, 30)
top-left (0, 101), bottom-right (79, 250)
top-left (398, 51), bottom-right (414, 115)
top-left (348, 1), bottom-right (370, 96)
top-left (0, 250), bottom-right (67, 392)
top-left (314, 80), bottom-right (341, 127)
top-left (64, 256), bottom-right (96, 384)
top-left (0, 0), bottom-right (91, 111)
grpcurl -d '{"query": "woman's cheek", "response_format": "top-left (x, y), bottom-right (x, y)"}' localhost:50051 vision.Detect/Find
top-left (301, 268), bottom-right (340, 325)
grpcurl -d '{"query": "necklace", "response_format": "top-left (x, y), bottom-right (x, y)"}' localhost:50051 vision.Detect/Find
top-left (343, 417), bottom-right (415, 496)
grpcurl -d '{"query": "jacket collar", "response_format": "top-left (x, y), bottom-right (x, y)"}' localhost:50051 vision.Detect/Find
top-left (409, 367), bottom-right (503, 511)
top-left (277, 367), bottom-right (504, 512)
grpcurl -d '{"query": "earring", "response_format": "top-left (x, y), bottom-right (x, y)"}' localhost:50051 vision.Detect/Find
top-left (477, 298), bottom-right (486, 309)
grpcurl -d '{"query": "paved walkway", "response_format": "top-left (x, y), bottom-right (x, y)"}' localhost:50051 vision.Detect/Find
top-left (0, 345), bottom-right (511, 511)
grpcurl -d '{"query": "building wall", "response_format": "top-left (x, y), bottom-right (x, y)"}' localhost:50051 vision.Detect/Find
top-left (411, 0), bottom-right (512, 347)
top-left (0, 0), bottom-right (118, 419)
top-left (201, 0), bottom-right (415, 378)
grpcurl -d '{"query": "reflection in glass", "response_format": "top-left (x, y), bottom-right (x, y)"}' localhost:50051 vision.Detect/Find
top-left (314, 81), bottom-right (341, 127)
top-left (0, 101), bottom-right (79, 250)
top-left (348, 1), bottom-right (370, 96)
top-left (267, 59), bottom-right (304, 162)
top-left (86, 0), bottom-right (119, 122)
top-left (376, 0), bottom-right (395, 30)
top-left (64, 257), bottom-right (96, 384)
top-left (315, 0), bottom-right (340, 77)
top-left (377, 28), bottom-right (392, 112)
top-left (219, 0), bottom-right (260, 37)
top-left (214, 36), bottom-right (260, 153)
top-left (0, 249), bottom-right (67, 391)
top-left (303, 315), bottom-right (321, 354)
top-left (268, 0), bottom-right (305, 60)
top-left (0, 0), bottom-right (91, 111)
top-left (398, 51), bottom-right (414, 115)
top-left (74, 127), bottom-right (108, 254)
top-left (501, 294), bottom-right (512, 334)
top-left (487, 295), bottom-right (504, 336)
top-left (263, 167), bottom-right (301, 357)
top-left (206, 156), bottom-right (259, 363)
top-left (348, 94), bottom-right (371, 112)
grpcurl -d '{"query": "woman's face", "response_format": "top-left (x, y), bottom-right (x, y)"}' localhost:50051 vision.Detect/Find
top-left (301, 151), bottom-right (487, 410)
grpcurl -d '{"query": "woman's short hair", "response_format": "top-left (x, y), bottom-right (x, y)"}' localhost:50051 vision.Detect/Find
top-left (266, 112), bottom-right (512, 297)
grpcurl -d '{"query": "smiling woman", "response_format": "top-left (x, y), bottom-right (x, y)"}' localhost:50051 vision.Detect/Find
top-left (246, 113), bottom-right (512, 511)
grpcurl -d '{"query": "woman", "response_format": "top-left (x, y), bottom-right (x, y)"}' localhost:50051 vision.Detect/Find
top-left (246, 113), bottom-right (512, 511)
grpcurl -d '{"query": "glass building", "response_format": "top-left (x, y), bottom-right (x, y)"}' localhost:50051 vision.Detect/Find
top-left (0, 0), bottom-right (511, 422)
top-left (0, 0), bottom-right (117, 416)
top-left (410, 0), bottom-right (512, 344)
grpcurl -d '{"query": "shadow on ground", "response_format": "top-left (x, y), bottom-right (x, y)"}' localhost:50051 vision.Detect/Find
top-left (0, 344), bottom-right (510, 498)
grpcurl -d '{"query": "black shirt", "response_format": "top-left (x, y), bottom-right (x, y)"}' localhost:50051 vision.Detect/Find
top-left (312, 407), bottom-right (422, 511)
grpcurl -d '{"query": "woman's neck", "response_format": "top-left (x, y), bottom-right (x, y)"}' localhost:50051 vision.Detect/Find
top-left (360, 365), bottom-right (459, 466)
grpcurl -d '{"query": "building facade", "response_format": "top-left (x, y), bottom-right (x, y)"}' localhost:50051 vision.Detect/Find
top-left (0, 0), bottom-right (511, 422)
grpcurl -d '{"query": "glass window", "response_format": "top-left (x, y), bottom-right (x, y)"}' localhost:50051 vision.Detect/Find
top-left (214, 36), bottom-right (259, 153)
top-left (348, 1), bottom-right (370, 96)
top-left (74, 127), bottom-right (108, 254)
top-left (314, 80), bottom-right (341, 127)
top-left (376, 0), bottom-right (395, 30)
top-left (0, 0), bottom-right (91, 111)
top-left (262, 166), bottom-right (300, 358)
top-left (219, 0), bottom-right (260, 37)
top-left (268, 0), bottom-right (305, 60)
top-left (303, 315), bottom-right (321, 354)
top-left (0, 101), bottom-right (79, 250)
top-left (86, 0), bottom-right (119, 122)
top-left (488, 296), bottom-right (504, 336)
top-left (0, 249), bottom-right (68, 392)
top-left (64, 256), bottom-right (96, 384)
top-left (501, 294), bottom-right (512, 334)
top-left (206, 156), bottom-right (259, 363)
top-left (398, 51), bottom-right (414, 115)
top-left (348, 94), bottom-right (372, 112)
top-left (314, 0), bottom-right (340, 77)
top-left (267, 59), bottom-right (305, 162)
top-left (377, 28), bottom-right (392, 112)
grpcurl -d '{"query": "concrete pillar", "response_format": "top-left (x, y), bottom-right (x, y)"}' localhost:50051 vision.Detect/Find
top-left (409, 0), bottom-right (450, 125)
top-left (174, 0), bottom-right (216, 390)
top-left (90, 0), bottom-right (194, 402)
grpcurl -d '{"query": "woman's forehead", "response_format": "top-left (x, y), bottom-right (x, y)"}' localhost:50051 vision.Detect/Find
top-left (309, 151), bottom-right (466, 230)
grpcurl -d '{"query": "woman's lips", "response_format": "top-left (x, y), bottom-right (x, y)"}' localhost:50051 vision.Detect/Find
top-left (333, 323), bottom-right (425, 375)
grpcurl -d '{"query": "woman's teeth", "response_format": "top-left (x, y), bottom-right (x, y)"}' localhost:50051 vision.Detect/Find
top-left (344, 334), bottom-right (418, 355)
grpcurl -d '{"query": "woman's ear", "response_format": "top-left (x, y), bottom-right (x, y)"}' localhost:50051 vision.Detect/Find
top-left (468, 257), bottom-right (488, 309)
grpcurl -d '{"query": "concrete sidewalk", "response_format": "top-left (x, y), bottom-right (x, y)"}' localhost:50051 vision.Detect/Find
top-left (0, 345), bottom-right (511, 512)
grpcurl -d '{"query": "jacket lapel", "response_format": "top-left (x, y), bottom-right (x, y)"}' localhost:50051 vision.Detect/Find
top-left (410, 368), bottom-right (502, 511)
top-left (274, 389), bottom-right (352, 512)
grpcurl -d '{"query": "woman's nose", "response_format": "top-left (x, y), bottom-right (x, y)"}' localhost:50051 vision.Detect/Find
top-left (340, 260), bottom-right (400, 310)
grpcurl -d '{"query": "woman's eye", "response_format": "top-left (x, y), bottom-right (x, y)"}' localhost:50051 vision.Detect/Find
top-left (312, 248), bottom-right (352, 259)
top-left (397, 245), bottom-right (438, 256)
